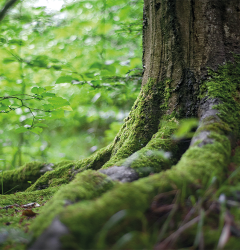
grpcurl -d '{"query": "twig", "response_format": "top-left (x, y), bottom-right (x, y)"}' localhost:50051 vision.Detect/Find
top-left (155, 203), bottom-right (215, 250)
top-left (0, 0), bottom-right (19, 22)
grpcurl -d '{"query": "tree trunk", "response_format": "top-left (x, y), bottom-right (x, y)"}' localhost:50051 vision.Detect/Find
top-left (142, 0), bottom-right (240, 116)
top-left (1, 1), bottom-right (240, 249)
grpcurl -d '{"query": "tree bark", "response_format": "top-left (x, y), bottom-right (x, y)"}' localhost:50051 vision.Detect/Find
top-left (142, 0), bottom-right (240, 116)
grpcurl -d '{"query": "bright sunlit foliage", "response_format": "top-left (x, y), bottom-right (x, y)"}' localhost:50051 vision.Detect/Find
top-left (0, 0), bottom-right (143, 169)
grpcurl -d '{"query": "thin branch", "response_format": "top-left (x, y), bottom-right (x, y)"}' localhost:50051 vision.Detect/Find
top-left (0, 0), bottom-right (19, 22)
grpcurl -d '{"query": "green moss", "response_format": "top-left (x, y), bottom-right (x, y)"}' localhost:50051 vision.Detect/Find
top-left (0, 186), bottom-right (60, 250)
top-left (232, 146), bottom-right (240, 166)
top-left (5, 58), bottom-right (240, 250)
top-left (197, 117), bottom-right (231, 135)
top-left (26, 162), bottom-right (74, 192)
top-left (0, 186), bottom-right (59, 207)
top-left (0, 162), bottom-right (49, 194)
top-left (73, 142), bottom-right (114, 171)
top-left (53, 160), bottom-right (74, 168)
top-left (170, 132), bottom-right (231, 185)
top-left (58, 179), bottom-right (167, 249)
top-left (223, 238), bottom-right (240, 250)
top-left (27, 107), bottom-right (232, 249)
top-left (102, 78), bottom-right (170, 168)
top-left (101, 118), bottom-right (178, 177)
top-left (201, 56), bottom-right (240, 135)
top-left (30, 170), bottom-right (116, 239)
top-left (160, 79), bottom-right (173, 110)
top-left (220, 146), bottom-right (240, 186)
top-left (28, 129), bottom-right (231, 249)
top-left (26, 143), bottom-right (114, 192)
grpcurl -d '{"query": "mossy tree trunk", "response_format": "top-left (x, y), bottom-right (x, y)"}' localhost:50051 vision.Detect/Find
top-left (142, 0), bottom-right (240, 116)
top-left (1, 1), bottom-right (240, 249)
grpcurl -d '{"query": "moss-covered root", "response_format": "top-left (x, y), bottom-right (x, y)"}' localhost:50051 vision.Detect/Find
top-left (26, 143), bottom-right (113, 192)
top-left (101, 79), bottom-right (166, 168)
top-left (28, 169), bottom-right (116, 248)
top-left (100, 119), bottom-right (178, 177)
top-left (28, 131), bottom-right (231, 249)
top-left (0, 162), bottom-right (55, 194)
top-left (0, 186), bottom-right (60, 207)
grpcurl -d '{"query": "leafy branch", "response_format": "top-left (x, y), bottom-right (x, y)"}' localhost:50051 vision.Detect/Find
top-left (0, 88), bottom-right (72, 134)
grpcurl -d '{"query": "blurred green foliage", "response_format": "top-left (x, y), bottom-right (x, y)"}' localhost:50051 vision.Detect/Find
top-left (173, 118), bottom-right (198, 139)
top-left (0, 0), bottom-right (143, 169)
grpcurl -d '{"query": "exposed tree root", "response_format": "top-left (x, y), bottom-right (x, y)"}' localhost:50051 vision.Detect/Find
top-left (1, 60), bottom-right (240, 249)
top-left (27, 97), bottom-right (233, 249)
top-left (0, 162), bottom-right (48, 194)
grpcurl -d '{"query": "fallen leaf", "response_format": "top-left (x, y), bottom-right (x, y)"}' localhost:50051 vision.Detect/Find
top-left (22, 209), bottom-right (38, 217)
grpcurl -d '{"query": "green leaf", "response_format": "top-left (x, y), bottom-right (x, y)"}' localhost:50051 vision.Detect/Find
top-left (105, 64), bottom-right (116, 74)
top-left (173, 118), bottom-right (198, 139)
top-left (31, 127), bottom-right (43, 134)
top-left (52, 65), bottom-right (62, 70)
top-left (100, 70), bottom-right (111, 76)
top-left (91, 80), bottom-right (101, 87)
top-left (3, 58), bottom-right (16, 64)
top-left (0, 36), bottom-right (6, 46)
top-left (8, 39), bottom-right (24, 46)
top-left (34, 123), bottom-right (48, 128)
top-left (24, 118), bottom-right (34, 125)
top-left (51, 110), bottom-right (64, 119)
top-left (0, 106), bottom-right (9, 111)
top-left (50, 58), bottom-right (60, 63)
top-left (44, 86), bottom-right (54, 91)
top-left (41, 92), bottom-right (56, 98)
top-left (31, 87), bottom-right (46, 95)
top-left (15, 127), bottom-right (29, 133)
top-left (90, 62), bottom-right (103, 69)
top-left (31, 55), bottom-right (49, 68)
top-left (84, 72), bottom-right (95, 79)
top-left (48, 97), bottom-right (70, 108)
top-left (55, 76), bottom-right (73, 84)
top-left (42, 104), bottom-right (54, 111)
top-left (61, 105), bottom-right (73, 111)
top-left (1, 99), bottom-right (11, 106)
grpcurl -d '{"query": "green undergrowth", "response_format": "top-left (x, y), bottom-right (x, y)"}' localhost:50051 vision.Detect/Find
top-left (0, 186), bottom-right (60, 250)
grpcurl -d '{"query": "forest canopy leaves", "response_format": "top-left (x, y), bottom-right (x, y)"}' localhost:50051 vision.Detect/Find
top-left (55, 76), bottom-right (74, 84)
top-left (0, 0), bottom-right (143, 169)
